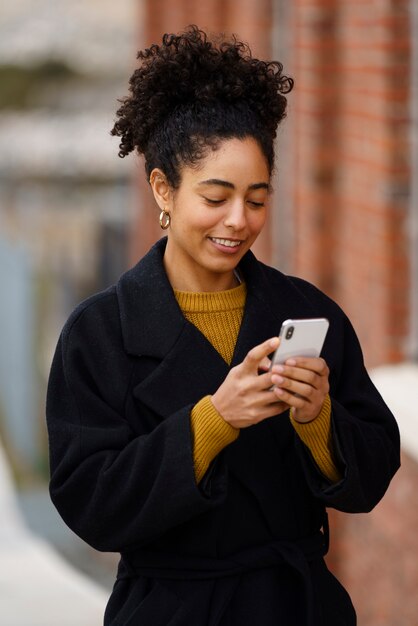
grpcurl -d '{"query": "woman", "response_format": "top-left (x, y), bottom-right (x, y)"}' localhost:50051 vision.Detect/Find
top-left (46, 26), bottom-right (400, 625)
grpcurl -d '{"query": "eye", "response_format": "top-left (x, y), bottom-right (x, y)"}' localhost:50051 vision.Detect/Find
top-left (248, 200), bottom-right (265, 208)
top-left (203, 197), bottom-right (225, 205)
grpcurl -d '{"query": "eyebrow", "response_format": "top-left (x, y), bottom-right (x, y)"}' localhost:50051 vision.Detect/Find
top-left (198, 179), bottom-right (271, 192)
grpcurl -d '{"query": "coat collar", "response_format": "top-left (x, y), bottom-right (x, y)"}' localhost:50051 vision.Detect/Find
top-left (116, 236), bottom-right (316, 360)
top-left (116, 237), bottom-right (186, 358)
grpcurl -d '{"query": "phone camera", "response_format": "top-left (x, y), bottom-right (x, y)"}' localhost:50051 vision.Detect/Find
top-left (285, 326), bottom-right (294, 340)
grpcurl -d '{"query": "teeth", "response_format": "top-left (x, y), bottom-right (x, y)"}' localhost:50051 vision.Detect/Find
top-left (211, 238), bottom-right (241, 248)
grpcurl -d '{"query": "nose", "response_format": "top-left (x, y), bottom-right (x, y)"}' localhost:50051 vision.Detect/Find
top-left (223, 200), bottom-right (247, 231)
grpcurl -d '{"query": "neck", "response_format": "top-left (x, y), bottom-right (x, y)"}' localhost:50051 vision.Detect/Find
top-left (163, 254), bottom-right (239, 293)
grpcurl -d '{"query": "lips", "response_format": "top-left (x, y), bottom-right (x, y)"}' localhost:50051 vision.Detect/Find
top-left (209, 237), bottom-right (242, 248)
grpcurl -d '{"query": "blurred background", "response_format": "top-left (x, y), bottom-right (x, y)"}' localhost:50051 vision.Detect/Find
top-left (0, 1), bottom-right (417, 625)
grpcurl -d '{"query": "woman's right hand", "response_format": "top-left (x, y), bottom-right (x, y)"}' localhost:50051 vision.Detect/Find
top-left (211, 337), bottom-right (288, 429)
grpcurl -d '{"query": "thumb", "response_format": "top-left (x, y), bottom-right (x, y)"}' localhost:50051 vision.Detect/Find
top-left (243, 337), bottom-right (279, 373)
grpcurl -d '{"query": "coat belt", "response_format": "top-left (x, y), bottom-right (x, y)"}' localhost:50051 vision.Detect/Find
top-left (118, 516), bottom-right (329, 626)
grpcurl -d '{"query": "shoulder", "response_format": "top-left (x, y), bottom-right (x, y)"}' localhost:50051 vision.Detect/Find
top-left (253, 261), bottom-right (355, 373)
top-left (61, 238), bottom-right (167, 341)
top-left (60, 284), bottom-right (121, 355)
top-left (259, 260), bottom-right (326, 298)
top-left (287, 275), bottom-right (343, 315)
top-left (62, 284), bottom-right (118, 333)
top-left (257, 260), bottom-right (345, 320)
top-left (55, 283), bottom-right (135, 403)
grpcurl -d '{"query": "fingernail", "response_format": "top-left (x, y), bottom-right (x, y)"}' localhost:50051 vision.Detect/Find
top-left (273, 365), bottom-right (284, 373)
top-left (272, 375), bottom-right (284, 384)
top-left (286, 359), bottom-right (296, 366)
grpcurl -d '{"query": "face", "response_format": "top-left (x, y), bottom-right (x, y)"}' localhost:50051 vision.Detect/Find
top-left (151, 136), bottom-right (271, 291)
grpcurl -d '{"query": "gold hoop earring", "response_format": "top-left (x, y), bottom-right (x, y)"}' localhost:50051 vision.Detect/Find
top-left (159, 210), bottom-right (171, 230)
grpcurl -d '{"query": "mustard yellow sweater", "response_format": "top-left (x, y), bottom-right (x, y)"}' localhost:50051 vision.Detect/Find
top-left (174, 282), bottom-right (341, 485)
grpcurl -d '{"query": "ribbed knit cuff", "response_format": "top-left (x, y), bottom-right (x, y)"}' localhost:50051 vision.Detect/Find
top-left (290, 395), bottom-right (341, 483)
top-left (190, 396), bottom-right (240, 484)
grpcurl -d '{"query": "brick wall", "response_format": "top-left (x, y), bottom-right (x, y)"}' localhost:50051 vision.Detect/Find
top-left (289, 0), bottom-right (411, 369)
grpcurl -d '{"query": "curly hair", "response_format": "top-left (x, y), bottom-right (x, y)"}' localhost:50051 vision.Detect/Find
top-left (111, 25), bottom-right (293, 188)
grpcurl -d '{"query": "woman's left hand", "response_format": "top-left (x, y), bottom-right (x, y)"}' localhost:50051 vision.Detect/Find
top-left (270, 357), bottom-right (330, 423)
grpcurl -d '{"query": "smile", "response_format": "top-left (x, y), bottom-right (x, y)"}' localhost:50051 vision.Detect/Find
top-left (209, 237), bottom-right (242, 248)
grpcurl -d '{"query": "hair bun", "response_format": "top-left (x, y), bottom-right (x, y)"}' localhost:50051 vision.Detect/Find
top-left (111, 25), bottom-right (293, 159)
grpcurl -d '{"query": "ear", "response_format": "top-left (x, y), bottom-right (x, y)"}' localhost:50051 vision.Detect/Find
top-left (149, 168), bottom-right (172, 211)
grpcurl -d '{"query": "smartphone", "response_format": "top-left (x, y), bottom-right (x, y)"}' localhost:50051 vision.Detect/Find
top-left (270, 318), bottom-right (329, 368)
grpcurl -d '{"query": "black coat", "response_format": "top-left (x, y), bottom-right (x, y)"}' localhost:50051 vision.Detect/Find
top-left (46, 237), bottom-right (400, 626)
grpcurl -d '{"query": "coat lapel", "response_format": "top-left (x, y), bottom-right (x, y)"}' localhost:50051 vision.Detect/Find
top-left (230, 252), bottom-right (318, 367)
top-left (133, 323), bottom-right (230, 418)
top-left (116, 237), bottom-right (185, 361)
top-left (116, 238), bottom-right (229, 417)
top-left (116, 237), bottom-right (317, 364)
top-left (216, 254), bottom-right (320, 503)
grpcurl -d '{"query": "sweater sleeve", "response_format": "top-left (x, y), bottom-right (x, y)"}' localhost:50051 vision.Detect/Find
top-left (190, 395), bottom-right (340, 484)
top-left (290, 395), bottom-right (341, 483)
top-left (190, 396), bottom-right (240, 483)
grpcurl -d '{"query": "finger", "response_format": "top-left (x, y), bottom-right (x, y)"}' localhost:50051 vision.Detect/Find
top-left (254, 372), bottom-right (280, 391)
top-left (243, 337), bottom-right (279, 372)
top-left (241, 400), bottom-right (290, 426)
top-left (259, 338), bottom-right (281, 372)
top-left (258, 355), bottom-right (272, 372)
top-left (261, 400), bottom-right (290, 419)
top-left (254, 395), bottom-right (290, 417)
top-left (265, 398), bottom-right (289, 412)
top-left (272, 364), bottom-right (320, 387)
top-left (284, 357), bottom-right (329, 376)
top-left (271, 375), bottom-right (318, 400)
top-left (253, 370), bottom-right (280, 391)
top-left (273, 386), bottom-right (308, 408)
